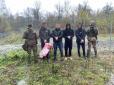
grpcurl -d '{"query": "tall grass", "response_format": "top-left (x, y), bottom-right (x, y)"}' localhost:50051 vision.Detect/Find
top-left (0, 49), bottom-right (112, 85)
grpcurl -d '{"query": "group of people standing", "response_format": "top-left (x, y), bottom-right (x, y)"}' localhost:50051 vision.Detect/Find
top-left (23, 20), bottom-right (98, 63)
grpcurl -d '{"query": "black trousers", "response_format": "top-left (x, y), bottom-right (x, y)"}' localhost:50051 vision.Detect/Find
top-left (65, 40), bottom-right (73, 57)
top-left (77, 42), bottom-right (85, 57)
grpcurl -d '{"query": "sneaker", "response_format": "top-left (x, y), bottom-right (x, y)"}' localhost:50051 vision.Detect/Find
top-left (65, 57), bottom-right (67, 60)
top-left (70, 57), bottom-right (73, 60)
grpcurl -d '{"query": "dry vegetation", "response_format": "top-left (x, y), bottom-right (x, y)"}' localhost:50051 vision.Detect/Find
top-left (0, 49), bottom-right (113, 85)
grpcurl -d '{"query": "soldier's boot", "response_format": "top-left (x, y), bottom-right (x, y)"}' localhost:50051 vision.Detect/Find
top-left (95, 51), bottom-right (97, 57)
top-left (27, 48), bottom-right (32, 65)
top-left (33, 47), bottom-right (38, 64)
top-left (28, 54), bottom-right (32, 65)
top-left (33, 53), bottom-right (38, 64)
top-left (94, 49), bottom-right (97, 58)
top-left (87, 41), bottom-right (91, 58)
top-left (87, 49), bottom-right (90, 58)
top-left (93, 46), bottom-right (97, 58)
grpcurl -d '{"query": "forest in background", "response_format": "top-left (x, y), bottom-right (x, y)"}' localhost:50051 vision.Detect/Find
top-left (0, 1), bottom-right (114, 34)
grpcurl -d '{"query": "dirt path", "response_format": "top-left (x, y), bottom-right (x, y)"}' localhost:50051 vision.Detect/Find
top-left (0, 44), bottom-right (22, 55)
top-left (0, 40), bottom-right (114, 53)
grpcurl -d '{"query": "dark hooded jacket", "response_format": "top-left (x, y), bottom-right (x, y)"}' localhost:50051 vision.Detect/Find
top-left (75, 27), bottom-right (86, 43)
top-left (39, 27), bottom-right (50, 42)
top-left (63, 27), bottom-right (74, 42)
top-left (51, 28), bottom-right (63, 43)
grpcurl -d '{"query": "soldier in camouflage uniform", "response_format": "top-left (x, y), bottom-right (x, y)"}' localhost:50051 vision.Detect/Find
top-left (23, 24), bottom-right (38, 64)
top-left (86, 21), bottom-right (98, 57)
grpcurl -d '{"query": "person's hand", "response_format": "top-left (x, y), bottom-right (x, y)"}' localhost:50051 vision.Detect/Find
top-left (44, 40), bottom-right (47, 42)
top-left (81, 39), bottom-right (84, 43)
top-left (68, 36), bottom-right (71, 39)
top-left (55, 37), bottom-right (58, 40)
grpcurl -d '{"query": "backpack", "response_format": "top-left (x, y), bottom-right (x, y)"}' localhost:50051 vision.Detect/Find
top-left (22, 42), bottom-right (28, 51)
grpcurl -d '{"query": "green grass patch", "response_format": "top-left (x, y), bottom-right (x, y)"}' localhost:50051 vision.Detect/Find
top-left (0, 49), bottom-right (111, 85)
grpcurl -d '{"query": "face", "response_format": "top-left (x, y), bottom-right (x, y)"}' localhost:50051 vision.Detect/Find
top-left (55, 24), bottom-right (61, 29)
top-left (66, 25), bottom-right (70, 29)
top-left (42, 23), bottom-right (47, 28)
top-left (78, 24), bottom-right (81, 28)
top-left (28, 27), bottom-right (32, 32)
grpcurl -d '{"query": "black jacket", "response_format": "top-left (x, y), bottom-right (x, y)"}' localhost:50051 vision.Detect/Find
top-left (39, 27), bottom-right (50, 41)
top-left (51, 28), bottom-right (63, 42)
top-left (63, 28), bottom-right (74, 42)
top-left (75, 27), bottom-right (86, 42)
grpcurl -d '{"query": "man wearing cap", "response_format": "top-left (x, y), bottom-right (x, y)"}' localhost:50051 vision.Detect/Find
top-left (23, 24), bottom-right (38, 64)
top-left (86, 20), bottom-right (99, 57)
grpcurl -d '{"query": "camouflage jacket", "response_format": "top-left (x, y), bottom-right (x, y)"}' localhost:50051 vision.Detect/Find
top-left (86, 26), bottom-right (98, 39)
top-left (23, 30), bottom-right (38, 46)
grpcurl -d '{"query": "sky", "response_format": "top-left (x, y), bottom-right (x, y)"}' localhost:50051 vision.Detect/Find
top-left (5, 0), bottom-right (114, 14)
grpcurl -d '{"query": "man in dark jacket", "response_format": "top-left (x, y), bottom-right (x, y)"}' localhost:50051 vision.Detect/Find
top-left (39, 22), bottom-right (50, 61)
top-left (51, 24), bottom-right (63, 62)
top-left (39, 22), bottom-right (50, 48)
top-left (23, 24), bottom-right (38, 64)
top-left (75, 23), bottom-right (86, 58)
top-left (63, 23), bottom-right (74, 60)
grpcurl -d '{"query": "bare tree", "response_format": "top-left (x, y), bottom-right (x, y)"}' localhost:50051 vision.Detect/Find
top-left (55, 2), bottom-right (63, 21)
top-left (103, 3), bottom-right (113, 15)
top-left (76, 1), bottom-right (92, 26)
top-left (32, 1), bottom-right (41, 28)
top-left (24, 7), bottom-right (33, 25)
top-left (0, 0), bottom-right (8, 16)
top-left (102, 3), bottom-right (113, 33)
top-left (63, 0), bottom-right (71, 17)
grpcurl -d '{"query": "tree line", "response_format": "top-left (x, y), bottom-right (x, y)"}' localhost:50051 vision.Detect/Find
top-left (0, 0), bottom-right (114, 34)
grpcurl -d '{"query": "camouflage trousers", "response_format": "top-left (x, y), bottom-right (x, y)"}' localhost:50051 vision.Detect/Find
top-left (87, 40), bottom-right (97, 57)
top-left (27, 45), bottom-right (38, 64)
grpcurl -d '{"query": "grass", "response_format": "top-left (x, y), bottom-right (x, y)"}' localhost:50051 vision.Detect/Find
top-left (98, 34), bottom-right (114, 41)
top-left (0, 49), bottom-right (112, 85)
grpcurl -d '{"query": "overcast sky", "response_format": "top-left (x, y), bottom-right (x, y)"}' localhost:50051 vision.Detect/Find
top-left (5, 0), bottom-right (114, 14)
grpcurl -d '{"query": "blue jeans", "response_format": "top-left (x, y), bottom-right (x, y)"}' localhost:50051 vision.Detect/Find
top-left (53, 42), bottom-right (63, 61)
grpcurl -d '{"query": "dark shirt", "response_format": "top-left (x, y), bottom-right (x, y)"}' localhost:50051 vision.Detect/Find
top-left (75, 27), bottom-right (86, 42)
top-left (39, 27), bottom-right (50, 41)
top-left (51, 28), bottom-right (63, 43)
top-left (63, 28), bottom-right (74, 42)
